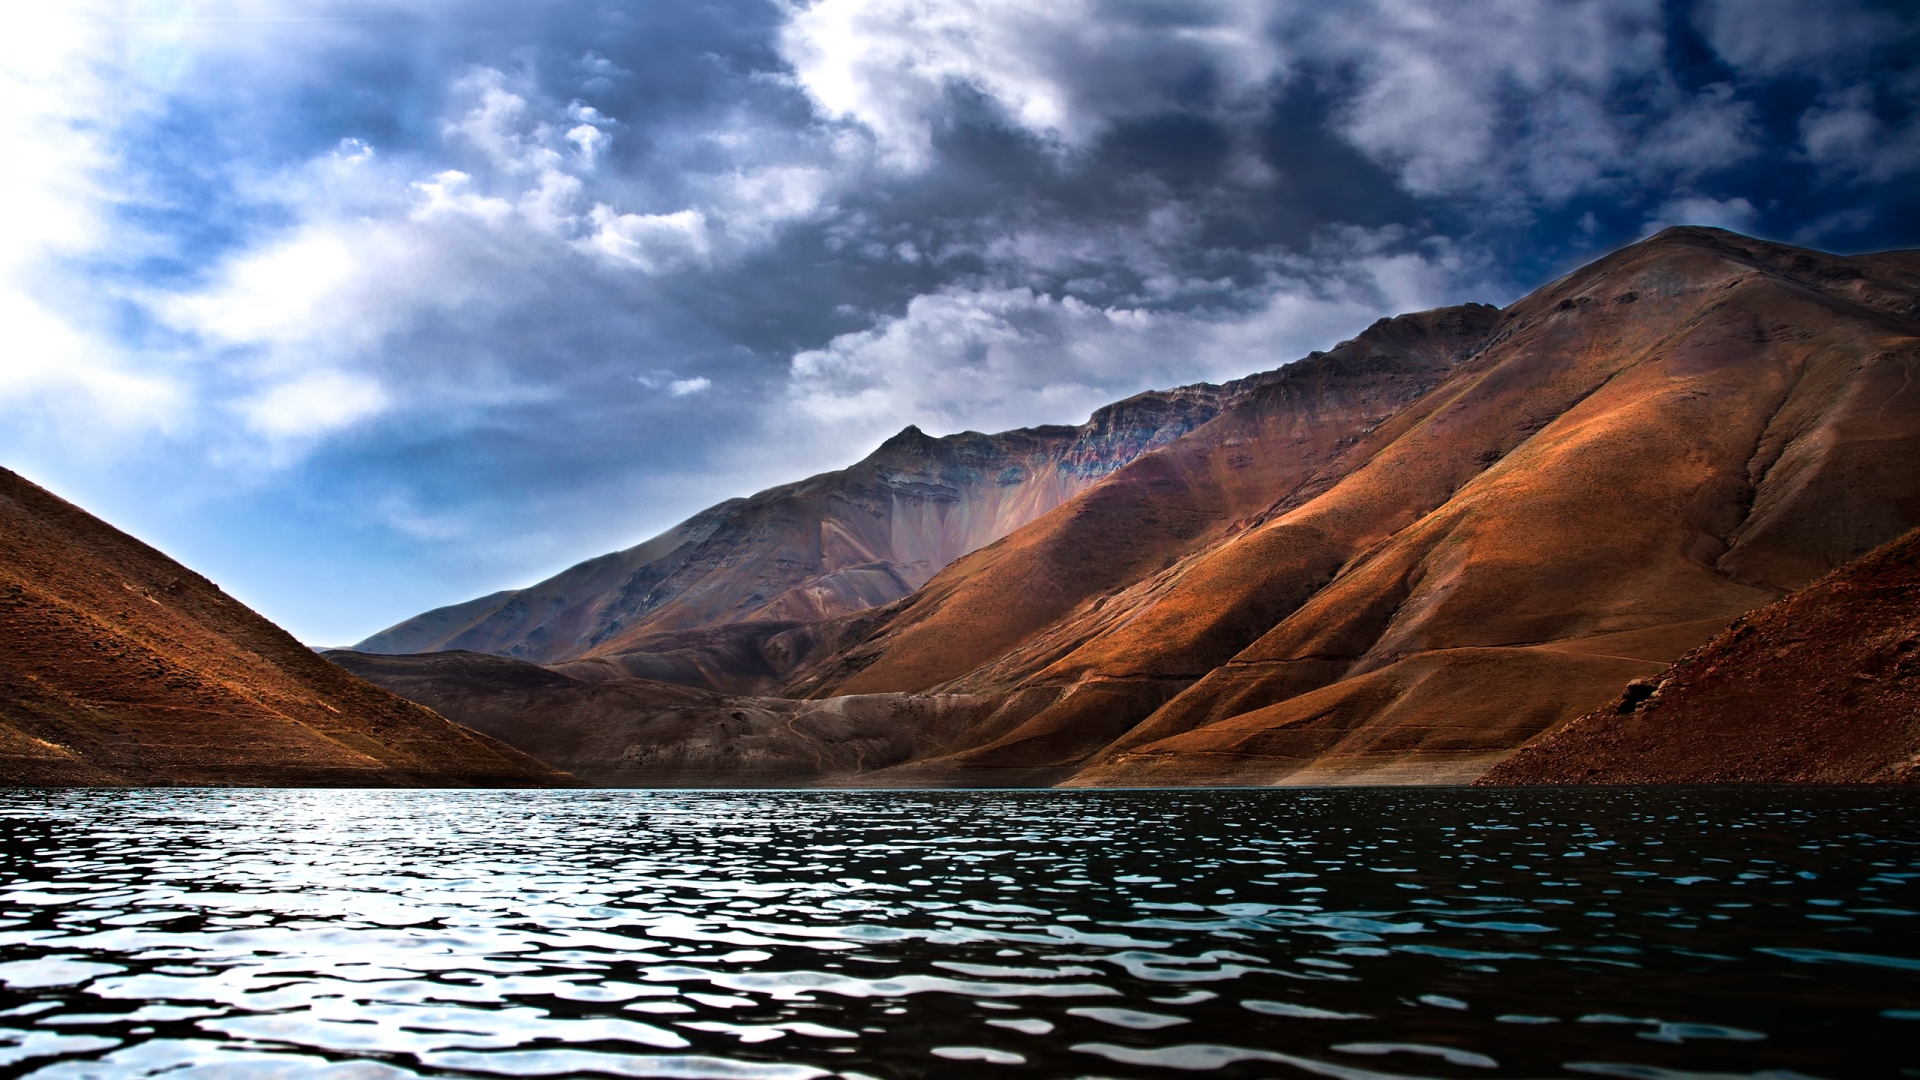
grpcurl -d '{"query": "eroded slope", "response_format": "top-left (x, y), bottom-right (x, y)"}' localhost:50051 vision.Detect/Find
top-left (0, 469), bottom-right (570, 787)
top-left (1480, 527), bottom-right (1920, 785)
top-left (357, 381), bottom-right (1274, 669)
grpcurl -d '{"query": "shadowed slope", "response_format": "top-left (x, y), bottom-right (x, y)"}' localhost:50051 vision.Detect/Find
top-left (1480, 527), bottom-right (1920, 785)
top-left (0, 469), bottom-right (571, 787)
top-left (357, 381), bottom-right (1274, 670)
top-left (328, 650), bottom-right (998, 787)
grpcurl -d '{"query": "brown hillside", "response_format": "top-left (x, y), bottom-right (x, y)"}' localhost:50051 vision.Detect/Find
top-left (0, 469), bottom-right (571, 787)
top-left (356, 379), bottom-right (1277, 669)
top-left (790, 227), bottom-right (1920, 786)
top-left (1480, 527), bottom-right (1920, 785)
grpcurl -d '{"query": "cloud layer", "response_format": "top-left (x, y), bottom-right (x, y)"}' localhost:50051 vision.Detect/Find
top-left (0, 0), bottom-right (1914, 642)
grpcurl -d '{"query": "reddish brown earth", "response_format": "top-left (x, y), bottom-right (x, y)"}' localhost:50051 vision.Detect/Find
top-left (799, 227), bottom-right (1920, 786)
top-left (0, 469), bottom-right (570, 787)
top-left (339, 227), bottom-right (1920, 788)
top-left (1481, 527), bottom-right (1920, 785)
top-left (355, 379), bottom-right (1278, 672)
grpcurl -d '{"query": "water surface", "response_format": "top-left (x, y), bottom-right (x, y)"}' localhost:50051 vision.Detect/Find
top-left (0, 787), bottom-right (1915, 1078)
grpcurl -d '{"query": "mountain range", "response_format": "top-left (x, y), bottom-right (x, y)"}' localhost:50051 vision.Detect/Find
top-left (331, 226), bottom-right (1920, 787)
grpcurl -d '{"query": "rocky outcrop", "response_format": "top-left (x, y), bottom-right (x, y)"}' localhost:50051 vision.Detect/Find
top-left (1479, 527), bottom-right (1920, 785)
top-left (355, 379), bottom-right (1279, 672)
top-left (0, 469), bottom-right (571, 787)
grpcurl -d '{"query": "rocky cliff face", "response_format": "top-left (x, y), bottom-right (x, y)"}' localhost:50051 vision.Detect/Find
top-left (355, 377), bottom-right (1280, 669)
top-left (0, 469), bottom-right (571, 787)
top-left (1480, 526), bottom-right (1920, 785)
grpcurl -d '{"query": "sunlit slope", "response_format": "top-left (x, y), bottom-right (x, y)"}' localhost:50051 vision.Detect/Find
top-left (789, 304), bottom-right (1504, 704)
top-left (1481, 526), bottom-right (1920, 785)
top-left (357, 382), bottom-right (1270, 667)
top-left (0, 469), bottom-right (571, 786)
top-left (792, 227), bottom-right (1920, 785)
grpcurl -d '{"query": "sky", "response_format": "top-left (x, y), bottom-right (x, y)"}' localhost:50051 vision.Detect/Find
top-left (2, 0), bottom-right (1917, 646)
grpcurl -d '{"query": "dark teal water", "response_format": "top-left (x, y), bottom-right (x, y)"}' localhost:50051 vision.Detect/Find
top-left (0, 788), bottom-right (1915, 1079)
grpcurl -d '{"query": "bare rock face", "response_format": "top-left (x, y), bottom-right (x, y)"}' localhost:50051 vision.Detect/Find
top-left (0, 469), bottom-right (571, 787)
top-left (354, 380), bottom-right (1273, 670)
top-left (1479, 527), bottom-right (1920, 785)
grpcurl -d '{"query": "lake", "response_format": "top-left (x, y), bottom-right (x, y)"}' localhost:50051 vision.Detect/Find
top-left (0, 787), bottom-right (1914, 1079)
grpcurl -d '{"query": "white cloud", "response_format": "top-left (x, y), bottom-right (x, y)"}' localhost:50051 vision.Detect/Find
top-left (780, 0), bottom-right (1285, 170)
top-left (579, 206), bottom-right (711, 272)
top-left (669, 376), bottom-right (712, 396)
top-left (1641, 195), bottom-right (1758, 236)
top-left (161, 231), bottom-right (359, 345)
top-left (0, 4), bottom-right (183, 442)
top-left (240, 369), bottom-right (390, 439)
top-left (784, 226), bottom-right (1487, 465)
top-left (778, 0), bottom-right (1791, 209)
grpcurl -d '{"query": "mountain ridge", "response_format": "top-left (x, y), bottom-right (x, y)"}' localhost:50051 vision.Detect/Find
top-left (355, 371), bottom-right (1295, 668)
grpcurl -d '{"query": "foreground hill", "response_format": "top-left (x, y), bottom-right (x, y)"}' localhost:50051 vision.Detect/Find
top-left (0, 469), bottom-right (571, 786)
top-left (355, 379), bottom-right (1276, 670)
top-left (1482, 527), bottom-right (1920, 784)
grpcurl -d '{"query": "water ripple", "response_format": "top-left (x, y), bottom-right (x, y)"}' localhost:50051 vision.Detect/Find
top-left (0, 787), bottom-right (1912, 1077)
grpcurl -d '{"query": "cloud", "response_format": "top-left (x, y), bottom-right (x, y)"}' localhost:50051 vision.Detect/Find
top-left (786, 226), bottom-right (1489, 460)
top-left (579, 206), bottom-right (711, 272)
top-left (1641, 195), bottom-right (1758, 236)
top-left (1693, 0), bottom-right (1904, 76)
top-left (779, 0), bottom-right (1285, 170)
top-left (240, 369), bottom-right (390, 439)
top-left (0, 4), bottom-right (184, 443)
top-left (669, 376), bottom-right (711, 396)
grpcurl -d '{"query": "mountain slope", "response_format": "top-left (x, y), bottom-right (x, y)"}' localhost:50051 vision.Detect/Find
top-left (356, 379), bottom-right (1278, 668)
top-left (788, 227), bottom-right (1920, 786)
top-left (0, 469), bottom-right (571, 787)
top-left (1480, 526), bottom-right (1920, 785)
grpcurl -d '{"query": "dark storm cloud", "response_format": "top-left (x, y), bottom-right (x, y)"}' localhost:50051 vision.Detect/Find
top-left (1, 0), bottom-right (1914, 642)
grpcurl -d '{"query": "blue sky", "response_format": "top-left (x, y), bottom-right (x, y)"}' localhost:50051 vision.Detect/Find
top-left (3, 0), bottom-right (1916, 645)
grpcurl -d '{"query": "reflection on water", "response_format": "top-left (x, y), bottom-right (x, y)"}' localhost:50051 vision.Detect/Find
top-left (0, 787), bottom-right (1914, 1078)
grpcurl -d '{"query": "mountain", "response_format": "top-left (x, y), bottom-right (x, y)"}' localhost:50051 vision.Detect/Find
top-left (0, 468), bottom-right (571, 787)
top-left (1481, 526), bottom-right (1920, 785)
top-left (353, 378), bottom-right (1278, 672)
top-left (337, 227), bottom-right (1920, 788)
top-left (805, 227), bottom-right (1920, 786)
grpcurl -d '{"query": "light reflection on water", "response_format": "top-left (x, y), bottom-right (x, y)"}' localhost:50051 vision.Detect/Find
top-left (0, 787), bottom-right (1914, 1079)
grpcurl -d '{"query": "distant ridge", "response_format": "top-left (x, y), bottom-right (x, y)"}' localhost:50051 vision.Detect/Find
top-left (355, 373), bottom-right (1287, 668)
top-left (0, 468), bottom-right (571, 786)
